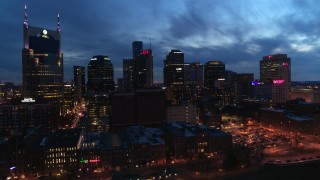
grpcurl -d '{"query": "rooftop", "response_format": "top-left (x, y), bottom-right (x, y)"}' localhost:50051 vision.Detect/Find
top-left (43, 128), bottom-right (83, 148)
top-left (286, 114), bottom-right (314, 121)
top-left (125, 126), bottom-right (165, 145)
top-left (261, 108), bottom-right (286, 113)
top-left (167, 121), bottom-right (230, 137)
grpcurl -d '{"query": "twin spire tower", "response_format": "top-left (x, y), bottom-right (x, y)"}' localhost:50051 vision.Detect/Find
top-left (22, 2), bottom-right (64, 103)
top-left (23, 2), bottom-right (60, 32)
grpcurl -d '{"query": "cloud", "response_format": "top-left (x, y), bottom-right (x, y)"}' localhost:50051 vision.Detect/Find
top-left (1, 0), bottom-right (320, 84)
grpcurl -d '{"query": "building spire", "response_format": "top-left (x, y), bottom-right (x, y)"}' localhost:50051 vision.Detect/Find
top-left (57, 13), bottom-right (61, 34)
top-left (24, 1), bottom-right (28, 28)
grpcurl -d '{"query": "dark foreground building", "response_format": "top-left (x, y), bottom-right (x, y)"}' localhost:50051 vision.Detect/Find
top-left (0, 100), bottom-right (61, 136)
top-left (112, 89), bottom-right (166, 129)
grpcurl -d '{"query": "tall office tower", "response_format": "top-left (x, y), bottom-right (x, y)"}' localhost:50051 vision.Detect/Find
top-left (87, 94), bottom-right (111, 132)
top-left (184, 62), bottom-right (203, 103)
top-left (0, 84), bottom-right (2, 99)
top-left (135, 49), bottom-right (153, 89)
top-left (233, 73), bottom-right (254, 101)
top-left (204, 61), bottom-right (226, 106)
top-left (132, 41), bottom-right (143, 60)
top-left (260, 54), bottom-right (291, 83)
top-left (163, 50), bottom-right (185, 105)
top-left (204, 61), bottom-right (225, 92)
top-left (87, 55), bottom-right (114, 132)
top-left (87, 55), bottom-right (114, 93)
top-left (259, 54), bottom-right (291, 102)
top-left (22, 5), bottom-right (63, 102)
top-left (62, 82), bottom-right (74, 115)
top-left (163, 50), bottom-right (185, 87)
top-left (184, 62), bottom-right (203, 87)
top-left (73, 66), bottom-right (85, 102)
top-left (123, 58), bottom-right (135, 92)
top-left (220, 70), bottom-right (236, 105)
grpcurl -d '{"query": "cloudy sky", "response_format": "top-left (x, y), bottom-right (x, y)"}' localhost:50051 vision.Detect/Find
top-left (1, 0), bottom-right (320, 84)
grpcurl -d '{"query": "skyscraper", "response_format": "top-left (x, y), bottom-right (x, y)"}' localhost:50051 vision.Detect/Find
top-left (135, 49), bottom-right (153, 89)
top-left (73, 66), bottom-right (85, 102)
top-left (87, 55), bottom-right (114, 93)
top-left (184, 62), bottom-right (203, 87)
top-left (259, 54), bottom-right (291, 102)
top-left (233, 73), bottom-right (254, 101)
top-left (163, 50), bottom-right (185, 104)
top-left (87, 55), bottom-right (114, 132)
top-left (260, 54), bottom-right (291, 83)
top-left (184, 62), bottom-right (203, 103)
top-left (123, 58), bottom-right (135, 92)
top-left (62, 82), bottom-right (74, 115)
top-left (22, 5), bottom-right (63, 102)
top-left (132, 41), bottom-right (143, 60)
top-left (204, 61), bottom-right (225, 92)
top-left (204, 61), bottom-right (226, 106)
top-left (164, 50), bottom-right (185, 87)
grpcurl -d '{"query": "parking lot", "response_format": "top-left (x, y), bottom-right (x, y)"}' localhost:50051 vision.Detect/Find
top-left (223, 118), bottom-right (320, 164)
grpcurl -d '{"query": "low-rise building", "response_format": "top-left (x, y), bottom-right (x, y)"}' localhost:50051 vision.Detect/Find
top-left (166, 102), bottom-right (197, 123)
top-left (42, 128), bottom-right (84, 175)
top-left (125, 126), bottom-right (166, 167)
top-left (163, 121), bottom-right (232, 161)
top-left (260, 108), bottom-right (320, 134)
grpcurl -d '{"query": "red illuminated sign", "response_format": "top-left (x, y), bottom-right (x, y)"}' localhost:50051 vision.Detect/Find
top-left (141, 49), bottom-right (150, 55)
top-left (282, 62), bottom-right (288, 66)
top-left (268, 55), bottom-right (273, 59)
top-left (273, 80), bottom-right (285, 84)
top-left (89, 159), bottom-right (100, 163)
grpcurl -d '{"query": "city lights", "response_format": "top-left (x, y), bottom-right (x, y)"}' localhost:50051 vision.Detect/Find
top-left (1, 1), bottom-right (320, 179)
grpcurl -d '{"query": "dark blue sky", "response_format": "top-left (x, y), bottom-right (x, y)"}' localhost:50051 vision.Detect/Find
top-left (1, 0), bottom-right (320, 84)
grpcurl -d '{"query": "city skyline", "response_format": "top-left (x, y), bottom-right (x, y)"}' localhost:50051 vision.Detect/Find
top-left (1, 0), bottom-right (320, 84)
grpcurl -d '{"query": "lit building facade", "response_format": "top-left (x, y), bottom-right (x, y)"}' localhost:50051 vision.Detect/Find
top-left (62, 82), bottom-right (74, 115)
top-left (204, 61), bottom-right (225, 92)
top-left (123, 58), bottom-right (135, 92)
top-left (43, 128), bottom-right (84, 175)
top-left (135, 49), bottom-right (153, 89)
top-left (204, 61), bottom-right (226, 106)
top-left (164, 50), bottom-right (185, 87)
top-left (166, 103), bottom-right (198, 123)
top-left (87, 55), bottom-right (114, 94)
top-left (184, 62), bottom-right (204, 103)
top-left (184, 62), bottom-right (203, 87)
top-left (22, 7), bottom-right (63, 102)
top-left (73, 66), bottom-right (85, 102)
top-left (164, 50), bottom-right (185, 105)
top-left (87, 55), bottom-right (114, 132)
top-left (259, 54), bottom-right (291, 103)
top-left (87, 94), bottom-right (111, 132)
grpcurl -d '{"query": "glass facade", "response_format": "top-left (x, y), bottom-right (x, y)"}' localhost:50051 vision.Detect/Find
top-left (22, 26), bottom-right (63, 102)
top-left (87, 55), bottom-right (114, 93)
